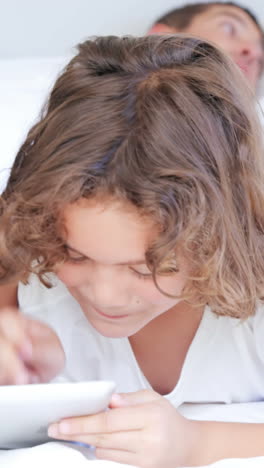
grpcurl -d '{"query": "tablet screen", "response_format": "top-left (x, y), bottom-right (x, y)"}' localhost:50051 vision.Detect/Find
top-left (0, 380), bottom-right (115, 449)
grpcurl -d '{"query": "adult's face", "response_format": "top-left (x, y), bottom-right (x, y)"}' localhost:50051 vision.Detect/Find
top-left (151, 5), bottom-right (264, 90)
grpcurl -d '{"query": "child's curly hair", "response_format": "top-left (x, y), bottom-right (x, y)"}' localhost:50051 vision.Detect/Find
top-left (1, 34), bottom-right (264, 318)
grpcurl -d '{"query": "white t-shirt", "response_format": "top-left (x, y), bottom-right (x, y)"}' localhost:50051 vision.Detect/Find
top-left (18, 274), bottom-right (264, 409)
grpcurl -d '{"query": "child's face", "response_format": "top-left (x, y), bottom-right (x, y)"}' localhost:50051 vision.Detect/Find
top-left (56, 198), bottom-right (188, 338)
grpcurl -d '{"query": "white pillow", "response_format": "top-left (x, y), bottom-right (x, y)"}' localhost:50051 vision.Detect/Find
top-left (0, 57), bottom-right (70, 193)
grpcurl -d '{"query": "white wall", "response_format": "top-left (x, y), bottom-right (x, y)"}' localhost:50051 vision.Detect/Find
top-left (1, 0), bottom-right (264, 58)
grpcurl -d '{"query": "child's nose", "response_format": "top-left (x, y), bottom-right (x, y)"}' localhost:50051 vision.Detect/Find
top-left (89, 268), bottom-right (129, 309)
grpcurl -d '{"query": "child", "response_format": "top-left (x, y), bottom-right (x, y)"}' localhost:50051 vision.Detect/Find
top-left (1, 34), bottom-right (264, 467)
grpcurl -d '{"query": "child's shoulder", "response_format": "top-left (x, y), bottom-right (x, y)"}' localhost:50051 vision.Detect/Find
top-left (211, 302), bottom-right (264, 362)
top-left (204, 302), bottom-right (264, 343)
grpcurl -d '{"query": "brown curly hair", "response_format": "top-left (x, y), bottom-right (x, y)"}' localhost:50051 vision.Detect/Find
top-left (1, 34), bottom-right (264, 318)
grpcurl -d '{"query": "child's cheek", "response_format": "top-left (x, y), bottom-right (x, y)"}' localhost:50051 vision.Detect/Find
top-left (136, 280), bottom-right (174, 307)
top-left (56, 263), bottom-right (84, 287)
top-left (139, 274), bottom-right (186, 305)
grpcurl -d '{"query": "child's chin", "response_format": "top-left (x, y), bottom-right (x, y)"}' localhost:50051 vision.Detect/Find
top-left (89, 318), bottom-right (138, 339)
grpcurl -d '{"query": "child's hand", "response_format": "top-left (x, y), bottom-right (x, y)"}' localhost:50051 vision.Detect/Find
top-left (48, 389), bottom-right (199, 468)
top-left (0, 308), bottom-right (65, 385)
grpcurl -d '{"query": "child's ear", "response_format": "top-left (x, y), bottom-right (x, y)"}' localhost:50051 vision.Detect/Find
top-left (147, 23), bottom-right (178, 35)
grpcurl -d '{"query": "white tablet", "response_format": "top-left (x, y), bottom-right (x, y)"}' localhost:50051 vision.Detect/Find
top-left (0, 380), bottom-right (115, 449)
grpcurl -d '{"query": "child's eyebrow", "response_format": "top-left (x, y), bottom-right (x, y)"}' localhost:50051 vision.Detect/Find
top-left (65, 244), bottom-right (147, 266)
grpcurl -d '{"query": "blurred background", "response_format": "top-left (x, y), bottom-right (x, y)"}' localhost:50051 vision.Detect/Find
top-left (1, 0), bottom-right (263, 58)
top-left (1, 0), bottom-right (264, 191)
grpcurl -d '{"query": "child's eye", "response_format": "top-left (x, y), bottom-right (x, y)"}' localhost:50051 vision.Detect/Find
top-left (64, 245), bottom-right (90, 264)
top-left (129, 267), bottom-right (152, 280)
top-left (68, 255), bottom-right (88, 264)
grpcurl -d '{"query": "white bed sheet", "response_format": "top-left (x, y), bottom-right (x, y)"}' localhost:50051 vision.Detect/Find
top-left (1, 402), bottom-right (264, 467)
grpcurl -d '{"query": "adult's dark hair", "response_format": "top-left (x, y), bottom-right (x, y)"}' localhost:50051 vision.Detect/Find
top-left (154, 2), bottom-right (263, 33)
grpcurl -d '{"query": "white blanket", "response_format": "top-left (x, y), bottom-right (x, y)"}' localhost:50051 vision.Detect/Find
top-left (1, 402), bottom-right (264, 467)
top-left (1, 440), bottom-right (263, 468)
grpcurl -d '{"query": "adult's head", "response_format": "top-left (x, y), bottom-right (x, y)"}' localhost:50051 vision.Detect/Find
top-left (149, 2), bottom-right (264, 90)
top-left (1, 35), bottom-right (264, 321)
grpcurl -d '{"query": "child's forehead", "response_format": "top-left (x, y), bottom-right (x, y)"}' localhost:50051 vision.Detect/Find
top-left (62, 197), bottom-right (149, 220)
top-left (62, 197), bottom-right (157, 238)
top-left (61, 199), bottom-right (159, 265)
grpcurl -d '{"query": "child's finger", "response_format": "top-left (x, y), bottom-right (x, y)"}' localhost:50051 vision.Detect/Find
top-left (25, 318), bottom-right (65, 382)
top-left (49, 404), bottom-right (152, 437)
top-left (0, 309), bottom-right (64, 383)
top-left (0, 309), bottom-right (32, 358)
top-left (109, 389), bottom-right (161, 408)
top-left (48, 428), bottom-right (139, 453)
top-left (0, 335), bottom-right (30, 385)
